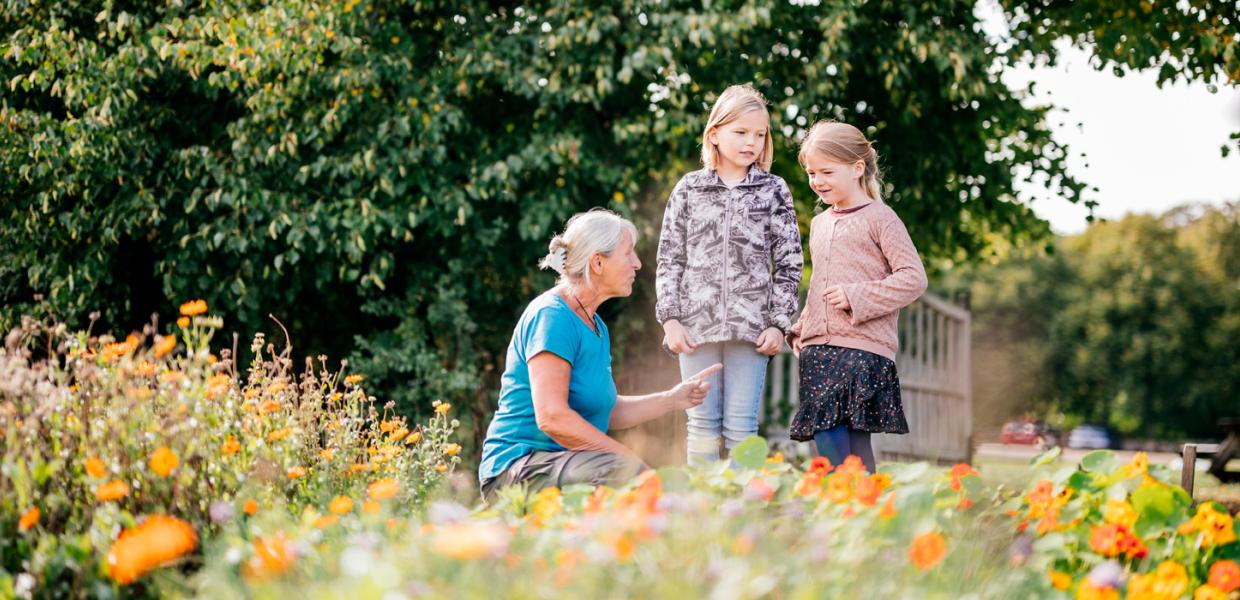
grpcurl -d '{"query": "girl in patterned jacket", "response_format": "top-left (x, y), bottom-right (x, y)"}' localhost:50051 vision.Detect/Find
top-left (655, 84), bottom-right (803, 466)
top-left (786, 121), bottom-right (928, 472)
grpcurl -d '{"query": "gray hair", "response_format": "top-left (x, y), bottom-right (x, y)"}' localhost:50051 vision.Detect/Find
top-left (539, 208), bottom-right (638, 287)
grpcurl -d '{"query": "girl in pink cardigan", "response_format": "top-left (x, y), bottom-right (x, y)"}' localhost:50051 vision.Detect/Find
top-left (785, 121), bottom-right (928, 472)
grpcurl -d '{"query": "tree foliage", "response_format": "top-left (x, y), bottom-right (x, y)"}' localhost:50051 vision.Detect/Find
top-left (0, 0), bottom-right (1224, 429)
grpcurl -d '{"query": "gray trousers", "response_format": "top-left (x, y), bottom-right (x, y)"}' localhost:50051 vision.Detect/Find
top-left (481, 450), bottom-right (647, 501)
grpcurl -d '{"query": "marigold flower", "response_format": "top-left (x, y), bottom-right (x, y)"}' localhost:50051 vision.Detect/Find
top-left (97, 480), bottom-right (131, 502)
top-left (1127, 560), bottom-right (1188, 600)
top-left (242, 533), bottom-right (294, 581)
top-left (286, 466), bottom-right (305, 479)
top-left (362, 500), bottom-right (381, 514)
top-left (1077, 580), bottom-right (1120, 600)
top-left (404, 431), bottom-right (422, 445)
top-left (344, 374), bottom-right (364, 385)
top-left (149, 446), bottom-right (179, 477)
top-left (221, 436), bottom-right (241, 455)
top-left (314, 515), bottom-right (339, 529)
top-left (176, 316), bottom-right (190, 328)
top-left (18, 506), bottom-right (39, 531)
top-left (435, 402), bottom-right (452, 414)
top-left (243, 499), bottom-right (259, 516)
top-left (152, 335), bottom-right (176, 358)
top-left (443, 443), bottom-right (461, 456)
top-left (266, 428), bottom-right (291, 442)
top-left (1048, 570), bottom-right (1072, 590)
top-left (106, 515), bottom-right (198, 585)
top-left (367, 477), bottom-right (399, 500)
top-left (1208, 560), bottom-right (1240, 593)
top-left (259, 400), bottom-right (281, 414)
top-left (319, 448), bottom-right (335, 461)
top-left (1194, 584), bottom-right (1229, 600)
top-left (909, 531), bottom-right (947, 570)
top-left (328, 496), bottom-right (353, 515)
top-left (179, 299), bottom-right (207, 316)
top-left (86, 457), bottom-right (107, 479)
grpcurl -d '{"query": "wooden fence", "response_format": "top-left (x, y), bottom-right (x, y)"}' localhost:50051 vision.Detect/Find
top-left (761, 292), bottom-right (973, 463)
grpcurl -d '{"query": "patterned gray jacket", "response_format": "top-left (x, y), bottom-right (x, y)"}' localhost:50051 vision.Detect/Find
top-left (655, 167), bottom-right (803, 345)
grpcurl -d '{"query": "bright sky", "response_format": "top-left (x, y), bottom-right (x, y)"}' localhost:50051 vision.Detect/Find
top-left (977, 1), bottom-right (1240, 234)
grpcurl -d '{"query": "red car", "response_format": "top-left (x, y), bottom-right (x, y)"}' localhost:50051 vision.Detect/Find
top-left (1000, 419), bottom-right (1058, 446)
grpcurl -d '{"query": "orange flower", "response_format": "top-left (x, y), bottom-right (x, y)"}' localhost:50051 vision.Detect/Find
top-left (152, 335), bottom-right (176, 358)
top-left (431, 521), bottom-right (512, 560)
top-left (18, 506), bottom-right (39, 531)
top-left (259, 400), bottom-right (281, 414)
top-left (1077, 580), bottom-right (1121, 600)
top-left (176, 316), bottom-right (190, 328)
top-left (242, 534), bottom-right (294, 581)
top-left (1195, 585), bottom-right (1229, 600)
top-left (106, 515), bottom-right (198, 585)
top-left (1127, 560), bottom-right (1188, 600)
top-left (1089, 523), bottom-right (1147, 559)
top-left (1178, 503), bottom-right (1236, 547)
top-left (1208, 560), bottom-right (1240, 593)
top-left (367, 477), bottom-right (399, 500)
top-left (823, 472), bottom-right (853, 504)
top-left (404, 431), bottom-right (422, 445)
top-left (1048, 570), bottom-right (1072, 590)
top-left (97, 480), bottom-right (131, 502)
top-left (314, 515), bottom-right (339, 529)
top-left (266, 428), bottom-right (291, 442)
top-left (443, 443), bottom-right (461, 456)
top-left (1123, 451), bottom-right (1149, 479)
top-left (86, 457), bottom-right (107, 479)
top-left (434, 402), bottom-right (452, 414)
top-left (344, 374), bottom-right (364, 385)
top-left (179, 299), bottom-right (207, 316)
top-left (745, 477), bottom-right (775, 502)
top-left (286, 466), bottom-right (305, 479)
top-left (909, 531), bottom-right (946, 570)
top-left (243, 499), bottom-right (259, 516)
top-left (949, 463), bottom-right (977, 491)
top-left (1103, 499), bottom-right (1139, 529)
top-left (855, 475), bottom-right (881, 507)
top-left (362, 500), bottom-right (381, 514)
top-left (879, 494), bottom-right (897, 518)
top-left (794, 473), bottom-right (824, 497)
top-left (149, 446), bottom-right (179, 477)
top-left (328, 496), bottom-right (354, 515)
top-left (319, 448), bottom-right (335, 461)
top-left (807, 456), bottom-right (833, 476)
top-left (221, 436), bottom-right (241, 455)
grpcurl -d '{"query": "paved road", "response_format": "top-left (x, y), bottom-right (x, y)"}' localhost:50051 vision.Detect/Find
top-left (975, 443), bottom-right (1187, 468)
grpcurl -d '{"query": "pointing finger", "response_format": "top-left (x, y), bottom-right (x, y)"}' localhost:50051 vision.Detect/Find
top-left (690, 363), bottom-right (723, 382)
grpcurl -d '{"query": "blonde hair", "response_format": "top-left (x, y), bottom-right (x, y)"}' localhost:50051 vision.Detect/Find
top-left (701, 84), bottom-right (774, 172)
top-left (798, 121), bottom-right (883, 201)
top-left (539, 208), bottom-right (638, 288)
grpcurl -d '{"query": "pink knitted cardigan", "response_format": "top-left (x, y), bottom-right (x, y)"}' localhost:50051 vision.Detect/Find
top-left (787, 201), bottom-right (928, 361)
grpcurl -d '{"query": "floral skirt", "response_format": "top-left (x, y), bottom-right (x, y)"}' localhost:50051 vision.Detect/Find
top-left (789, 345), bottom-right (908, 441)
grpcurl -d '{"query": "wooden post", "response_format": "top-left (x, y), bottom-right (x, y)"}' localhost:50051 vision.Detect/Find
top-left (1181, 444), bottom-right (1197, 498)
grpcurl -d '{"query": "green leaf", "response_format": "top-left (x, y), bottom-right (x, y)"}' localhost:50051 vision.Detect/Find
top-left (1030, 446), bottom-right (1062, 467)
top-left (1080, 450), bottom-right (1118, 474)
top-left (730, 436), bottom-right (769, 470)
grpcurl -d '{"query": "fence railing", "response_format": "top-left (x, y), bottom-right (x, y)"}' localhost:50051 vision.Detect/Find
top-left (760, 292), bottom-right (972, 463)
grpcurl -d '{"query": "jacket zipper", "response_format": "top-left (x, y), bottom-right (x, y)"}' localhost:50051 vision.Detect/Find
top-left (721, 185), bottom-right (734, 332)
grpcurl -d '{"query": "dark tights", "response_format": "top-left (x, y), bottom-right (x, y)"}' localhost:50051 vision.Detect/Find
top-left (813, 425), bottom-right (876, 472)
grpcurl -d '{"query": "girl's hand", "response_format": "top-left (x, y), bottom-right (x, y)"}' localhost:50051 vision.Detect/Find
top-left (665, 363), bottom-right (722, 411)
top-left (663, 320), bottom-right (698, 354)
top-left (755, 327), bottom-right (783, 356)
top-left (824, 285), bottom-right (851, 311)
top-left (791, 338), bottom-right (803, 358)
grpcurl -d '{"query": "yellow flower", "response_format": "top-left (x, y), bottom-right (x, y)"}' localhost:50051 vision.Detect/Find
top-left (362, 500), bottom-right (381, 514)
top-left (1178, 503), bottom-right (1237, 547)
top-left (1077, 580), bottom-right (1120, 600)
top-left (286, 466), bottom-right (306, 479)
top-left (106, 515), bottom-right (198, 585)
top-left (1127, 560), bottom-right (1188, 600)
top-left (243, 499), bottom-right (259, 516)
top-left (259, 400), bottom-right (280, 414)
top-left (152, 335), bottom-right (176, 358)
top-left (319, 449), bottom-right (335, 461)
top-left (266, 428), bottom-right (291, 442)
top-left (434, 402), bottom-right (452, 414)
top-left (613, 191), bottom-right (625, 203)
top-left (97, 480), bottom-right (130, 502)
top-left (1103, 498), bottom-right (1139, 529)
top-left (1123, 452), bottom-right (1149, 479)
top-left (86, 457), bottom-right (107, 479)
top-left (149, 446), bottom-right (179, 477)
top-left (329, 392), bottom-right (343, 402)
top-left (179, 299), bottom-right (207, 316)
top-left (431, 521), bottom-right (512, 560)
top-left (1194, 585), bottom-right (1228, 600)
top-left (221, 436), bottom-right (241, 455)
top-left (328, 496), bottom-right (353, 515)
top-left (436, 464), bottom-right (448, 473)
top-left (18, 506), bottom-right (39, 531)
top-left (1049, 570), bottom-right (1072, 590)
top-left (404, 431), bottom-right (422, 445)
top-left (344, 374), bottom-right (364, 385)
top-left (266, 382), bottom-right (287, 395)
top-left (367, 478), bottom-right (399, 500)
top-left (443, 443), bottom-right (461, 456)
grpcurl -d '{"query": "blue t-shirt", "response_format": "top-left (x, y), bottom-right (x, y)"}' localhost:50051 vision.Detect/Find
top-left (478, 290), bottom-right (617, 481)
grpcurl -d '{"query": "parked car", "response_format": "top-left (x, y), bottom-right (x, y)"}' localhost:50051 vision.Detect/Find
top-left (1066, 424), bottom-right (1116, 449)
top-left (999, 418), bottom-right (1059, 446)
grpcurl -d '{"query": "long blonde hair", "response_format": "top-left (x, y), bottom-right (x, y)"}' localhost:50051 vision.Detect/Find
top-left (798, 121), bottom-right (883, 201)
top-left (701, 84), bottom-right (774, 172)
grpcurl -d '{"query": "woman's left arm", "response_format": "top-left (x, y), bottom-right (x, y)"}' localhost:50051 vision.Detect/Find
top-left (610, 363), bottom-right (721, 430)
top-left (838, 218), bottom-right (928, 324)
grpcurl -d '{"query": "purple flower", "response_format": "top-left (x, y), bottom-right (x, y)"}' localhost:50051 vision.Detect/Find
top-left (1087, 561), bottom-right (1125, 589)
top-left (209, 501), bottom-right (234, 525)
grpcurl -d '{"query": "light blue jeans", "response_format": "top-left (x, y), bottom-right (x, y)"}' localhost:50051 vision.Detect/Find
top-left (679, 341), bottom-right (770, 466)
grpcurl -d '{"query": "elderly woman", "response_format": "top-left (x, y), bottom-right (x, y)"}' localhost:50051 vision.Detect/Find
top-left (479, 209), bottom-right (721, 498)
